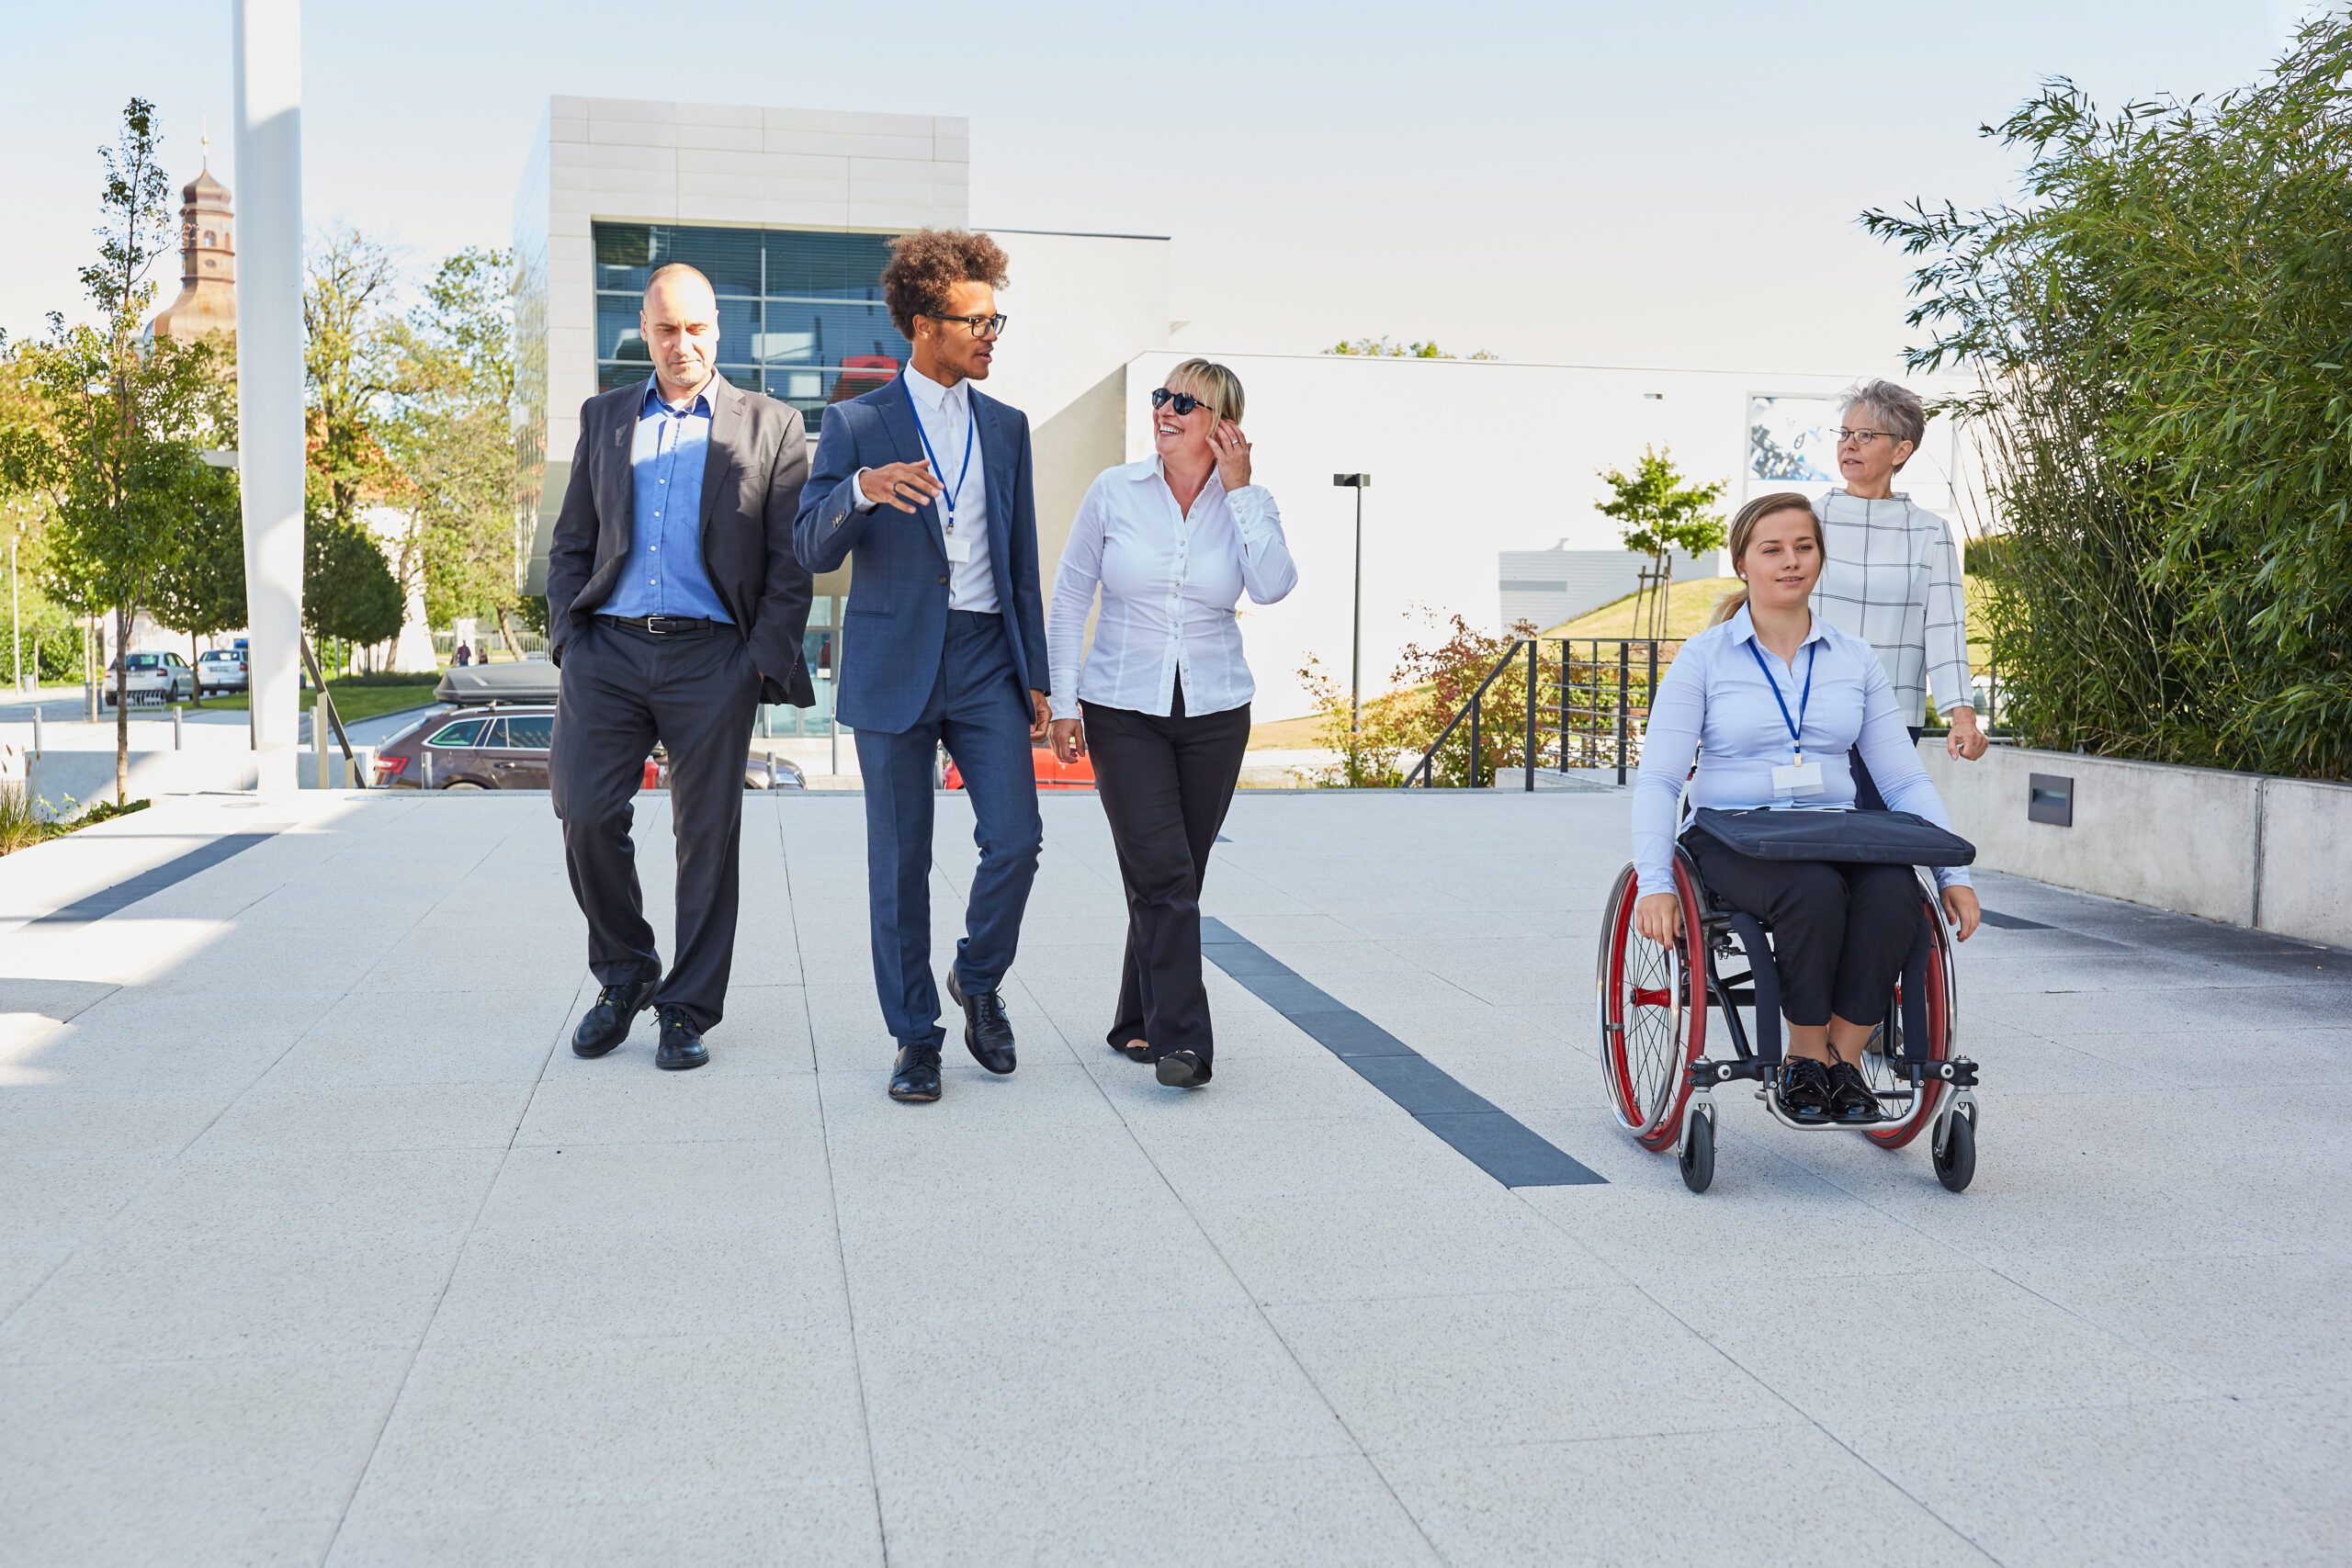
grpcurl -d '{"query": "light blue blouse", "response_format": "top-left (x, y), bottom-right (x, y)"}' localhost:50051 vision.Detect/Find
top-left (1631, 604), bottom-right (1971, 898)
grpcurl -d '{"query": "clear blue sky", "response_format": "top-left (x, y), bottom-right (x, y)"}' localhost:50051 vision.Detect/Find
top-left (3, 1), bottom-right (2308, 374)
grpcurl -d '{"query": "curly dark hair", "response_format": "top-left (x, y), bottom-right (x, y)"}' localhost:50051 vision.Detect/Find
top-left (880, 229), bottom-right (1010, 339)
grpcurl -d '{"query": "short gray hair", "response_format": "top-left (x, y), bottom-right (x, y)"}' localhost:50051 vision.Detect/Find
top-left (1841, 378), bottom-right (1926, 469)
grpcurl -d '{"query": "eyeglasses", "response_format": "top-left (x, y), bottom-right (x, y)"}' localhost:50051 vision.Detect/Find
top-left (922, 311), bottom-right (1008, 338)
top-left (1834, 426), bottom-right (1903, 448)
top-left (1150, 387), bottom-right (1215, 416)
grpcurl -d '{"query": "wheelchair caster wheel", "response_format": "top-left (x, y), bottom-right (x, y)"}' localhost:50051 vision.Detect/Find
top-left (1679, 1112), bottom-right (1714, 1193)
top-left (1934, 1108), bottom-right (1976, 1192)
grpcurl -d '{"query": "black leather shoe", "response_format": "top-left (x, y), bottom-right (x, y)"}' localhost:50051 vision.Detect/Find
top-left (1155, 1050), bottom-right (1211, 1089)
top-left (654, 1006), bottom-right (709, 1071)
top-left (889, 1043), bottom-right (942, 1102)
top-left (946, 971), bottom-right (1017, 1075)
top-left (1776, 1058), bottom-right (1834, 1122)
top-left (1826, 1060), bottom-right (1883, 1123)
top-left (574, 979), bottom-right (657, 1058)
top-left (1110, 1037), bottom-right (1151, 1063)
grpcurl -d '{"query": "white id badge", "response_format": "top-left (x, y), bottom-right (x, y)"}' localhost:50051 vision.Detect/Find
top-left (943, 534), bottom-right (973, 563)
top-left (1771, 759), bottom-right (1825, 796)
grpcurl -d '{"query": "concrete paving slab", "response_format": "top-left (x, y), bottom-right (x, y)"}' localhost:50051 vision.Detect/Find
top-left (1375, 1426), bottom-right (1991, 1568)
top-left (3, 789), bottom-right (2345, 1563)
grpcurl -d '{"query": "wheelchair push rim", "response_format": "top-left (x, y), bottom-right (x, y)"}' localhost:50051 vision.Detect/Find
top-left (1597, 858), bottom-right (1707, 1152)
top-left (1858, 871), bottom-right (1962, 1150)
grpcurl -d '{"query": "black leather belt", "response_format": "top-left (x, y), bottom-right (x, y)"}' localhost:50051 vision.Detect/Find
top-left (598, 614), bottom-right (718, 637)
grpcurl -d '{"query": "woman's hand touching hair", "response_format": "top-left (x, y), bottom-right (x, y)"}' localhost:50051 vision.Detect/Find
top-left (1210, 421), bottom-right (1252, 491)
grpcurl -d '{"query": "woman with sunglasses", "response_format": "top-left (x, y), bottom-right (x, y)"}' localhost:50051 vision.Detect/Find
top-left (1045, 359), bottom-right (1296, 1089)
top-left (1815, 380), bottom-right (1988, 790)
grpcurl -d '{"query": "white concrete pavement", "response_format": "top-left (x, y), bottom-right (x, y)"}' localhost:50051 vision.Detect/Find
top-left (0, 788), bottom-right (2346, 1565)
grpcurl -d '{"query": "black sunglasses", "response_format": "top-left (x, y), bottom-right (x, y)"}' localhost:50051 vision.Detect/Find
top-left (1151, 387), bottom-right (1215, 416)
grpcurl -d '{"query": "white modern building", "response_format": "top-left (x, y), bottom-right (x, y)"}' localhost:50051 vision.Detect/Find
top-left (514, 97), bottom-right (1981, 724)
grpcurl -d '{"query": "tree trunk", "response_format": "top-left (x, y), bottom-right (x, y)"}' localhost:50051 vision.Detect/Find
top-left (188, 630), bottom-right (204, 707)
top-left (495, 606), bottom-right (525, 660)
top-left (114, 604), bottom-right (130, 807)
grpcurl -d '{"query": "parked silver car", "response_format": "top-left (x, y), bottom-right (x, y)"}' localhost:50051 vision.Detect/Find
top-left (196, 648), bottom-right (249, 695)
top-left (107, 650), bottom-right (196, 706)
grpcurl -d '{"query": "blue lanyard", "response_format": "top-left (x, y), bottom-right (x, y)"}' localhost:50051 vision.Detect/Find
top-left (910, 394), bottom-right (976, 534)
top-left (1745, 638), bottom-right (1817, 761)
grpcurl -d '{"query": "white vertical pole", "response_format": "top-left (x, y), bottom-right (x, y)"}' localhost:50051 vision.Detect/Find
top-left (232, 0), bottom-right (304, 793)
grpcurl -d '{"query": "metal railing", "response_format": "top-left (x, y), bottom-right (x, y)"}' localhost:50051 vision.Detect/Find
top-left (1403, 637), bottom-right (1681, 789)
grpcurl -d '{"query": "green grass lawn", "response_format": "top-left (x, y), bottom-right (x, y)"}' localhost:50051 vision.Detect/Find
top-left (197, 676), bottom-right (444, 725)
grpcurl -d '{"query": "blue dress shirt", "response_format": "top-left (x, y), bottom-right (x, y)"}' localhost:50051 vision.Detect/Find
top-left (602, 378), bottom-right (731, 623)
top-left (1632, 604), bottom-right (1970, 898)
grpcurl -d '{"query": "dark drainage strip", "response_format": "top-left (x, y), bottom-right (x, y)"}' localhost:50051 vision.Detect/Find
top-left (31, 832), bottom-right (280, 926)
top-left (1979, 909), bottom-right (2053, 931)
top-left (1200, 917), bottom-right (1604, 1188)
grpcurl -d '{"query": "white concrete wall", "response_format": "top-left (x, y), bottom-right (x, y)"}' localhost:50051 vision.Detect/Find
top-left (1111, 352), bottom-right (1974, 719)
top-left (2256, 776), bottom-right (2352, 947)
top-left (1917, 741), bottom-right (2352, 949)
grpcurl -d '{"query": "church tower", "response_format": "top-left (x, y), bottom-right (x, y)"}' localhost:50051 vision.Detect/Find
top-left (148, 148), bottom-right (237, 343)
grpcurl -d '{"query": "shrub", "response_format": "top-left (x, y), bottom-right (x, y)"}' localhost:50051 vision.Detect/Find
top-left (1867, 16), bottom-right (2352, 778)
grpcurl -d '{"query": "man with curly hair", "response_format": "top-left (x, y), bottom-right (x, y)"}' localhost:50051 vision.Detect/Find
top-left (795, 229), bottom-right (1050, 1103)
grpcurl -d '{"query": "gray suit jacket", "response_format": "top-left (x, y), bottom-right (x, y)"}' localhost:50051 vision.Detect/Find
top-left (545, 374), bottom-right (816, 707)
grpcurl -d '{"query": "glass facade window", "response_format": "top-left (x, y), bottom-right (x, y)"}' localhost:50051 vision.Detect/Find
top-left (594, 222), bottom-right (911, 429)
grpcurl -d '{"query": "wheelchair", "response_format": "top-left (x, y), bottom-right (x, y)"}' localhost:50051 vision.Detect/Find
top-left (1595, 832), bottom-right (1979, 1194)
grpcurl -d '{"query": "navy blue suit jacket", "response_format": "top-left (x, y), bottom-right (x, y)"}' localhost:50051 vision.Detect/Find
top-left (794, 376), bottom-right (1049, 734)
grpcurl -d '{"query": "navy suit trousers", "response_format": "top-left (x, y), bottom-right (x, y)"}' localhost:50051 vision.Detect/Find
top-left (854, 611), bottom-right (1043, 1048)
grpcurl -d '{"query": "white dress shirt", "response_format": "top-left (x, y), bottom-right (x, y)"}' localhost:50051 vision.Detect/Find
top-left (853, 369), bottom-right (997, 613)
top-left (1631, 604), bottom-right (1971, 899)
top-left (1811, 490), bottom-right (1972, 727)
top-left (1047, 455), bottom-right (1297, 721)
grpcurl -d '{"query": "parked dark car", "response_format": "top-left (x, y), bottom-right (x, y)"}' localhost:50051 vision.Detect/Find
top-left (373, 702), bottom-right (803, 792)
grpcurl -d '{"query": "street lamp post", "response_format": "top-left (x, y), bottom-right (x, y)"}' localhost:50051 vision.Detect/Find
top-left (1333, 474), bottom-right (1370, 783)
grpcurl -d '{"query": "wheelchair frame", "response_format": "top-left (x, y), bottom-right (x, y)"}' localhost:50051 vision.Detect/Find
top-left (1596, 841), bottom-right (1981, 1192)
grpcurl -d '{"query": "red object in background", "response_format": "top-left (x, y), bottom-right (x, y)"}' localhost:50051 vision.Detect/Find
top-left (373, 755), bottom-right (410, 782)
top-left (643, 758), bottom-right (661, 790)
top-left (829, 355), bottom-right (900, 404)
top-left (942, 742), bottom-right (1096, 792)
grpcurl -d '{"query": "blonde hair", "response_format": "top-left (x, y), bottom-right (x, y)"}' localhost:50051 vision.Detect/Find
top-left (1709, 492), bottom-right (1826, 626)
top-left (1166, 357), bottom-right (1245, 424)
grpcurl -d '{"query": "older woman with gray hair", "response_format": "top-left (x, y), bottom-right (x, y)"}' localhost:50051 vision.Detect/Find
top-left (1815, 380), bottom-right (1989, 785)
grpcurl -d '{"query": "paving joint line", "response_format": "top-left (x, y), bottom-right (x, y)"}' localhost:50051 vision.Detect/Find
top-left (784, 796), bottom-right (894, 1567)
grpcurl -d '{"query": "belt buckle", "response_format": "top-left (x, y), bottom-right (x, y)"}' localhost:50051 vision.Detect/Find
top-left (645, 615), bottom-right (673, 636)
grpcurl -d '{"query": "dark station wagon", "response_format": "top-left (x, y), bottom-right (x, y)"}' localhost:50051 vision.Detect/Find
top-left (372, 664), bottom-right (800, 792)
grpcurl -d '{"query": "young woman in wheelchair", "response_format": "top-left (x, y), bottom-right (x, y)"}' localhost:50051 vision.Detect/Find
top-left (1632, 492), bottom-right (1980, 1124)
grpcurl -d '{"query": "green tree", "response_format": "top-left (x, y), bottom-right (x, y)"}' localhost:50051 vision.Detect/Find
top-left (146, 457), bottom-right (246, 698)
top-left (1323, 337), bottom-right (1498, 361)
top-left (1865, 14), bottom-right (2352, 776)
top-left (1596, 446), bottom-right (1726, 640)
top-left (305, 513), bottom-right (402, 653)
top-left (303, 223), bottom-right (401, 530)
top-left (385, 247), bottom-right (527, 658)
top-left (27, 100), bottom-right (233, 802)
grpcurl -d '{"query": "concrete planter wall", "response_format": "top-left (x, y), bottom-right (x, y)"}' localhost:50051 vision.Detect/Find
top-left (1917, 741), bottom-right (2352, 948)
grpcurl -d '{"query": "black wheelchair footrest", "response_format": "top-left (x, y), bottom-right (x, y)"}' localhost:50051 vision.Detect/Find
top-left (1687, 1058), bottom-right (1772, 1086)
top-left (1892, 1057), bottom-right (1979, 1088)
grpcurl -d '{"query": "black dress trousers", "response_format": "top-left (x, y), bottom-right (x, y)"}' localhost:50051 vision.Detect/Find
top-left (550, 618), bottom-right (763, 1031)
top-left (1684, 831), bottom-right (1922, 1029)
top-left (1082, 685), bottom-right (1252, 1066)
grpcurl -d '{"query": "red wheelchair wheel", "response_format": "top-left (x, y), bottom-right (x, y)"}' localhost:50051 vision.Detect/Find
top-left (1863, 876), bottom-right (1959, 1151)
top-left (1597, 854), bottom-right (1708, 1153)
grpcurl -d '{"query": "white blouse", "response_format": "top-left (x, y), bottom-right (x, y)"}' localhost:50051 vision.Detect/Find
top-left (1047, 456), bottom-right (1297, 721)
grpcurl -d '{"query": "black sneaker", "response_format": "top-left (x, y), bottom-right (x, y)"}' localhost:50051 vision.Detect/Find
top-left (1776, 1058), bottom-right (1834, 1122)
top-left (1826, 1060), bottom-right (1882, 1123)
